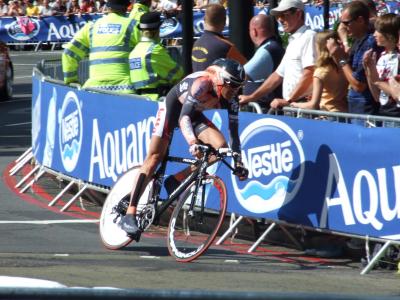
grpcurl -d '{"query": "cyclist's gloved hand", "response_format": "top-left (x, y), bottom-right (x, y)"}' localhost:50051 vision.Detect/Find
top-left (189, 144), bottom-right (200, 156)
top-left (232, 152), bottom-right (248, 181)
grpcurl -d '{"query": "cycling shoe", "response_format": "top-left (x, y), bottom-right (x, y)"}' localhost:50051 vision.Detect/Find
top-left (120, 215), bottom-right (141, 241)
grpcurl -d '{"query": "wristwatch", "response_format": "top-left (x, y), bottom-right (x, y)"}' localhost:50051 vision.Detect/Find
top-left (338, 59), bottom-right (348, 67)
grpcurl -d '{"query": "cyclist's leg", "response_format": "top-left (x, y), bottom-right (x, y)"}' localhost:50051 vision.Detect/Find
top-left (121, 135), bottom-right (169, 236)
top-left (121, 91), bottom-right (179, 236)
top-left (128, 136), bottom-right (169, 212)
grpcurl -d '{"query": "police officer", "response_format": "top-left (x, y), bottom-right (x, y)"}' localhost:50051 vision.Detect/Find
top-left (62, 0), bottom-right (139, 93)
top-left (129, 0), bottom-right (151, 22)
top-left (129, 11), bottom-right (183, 100)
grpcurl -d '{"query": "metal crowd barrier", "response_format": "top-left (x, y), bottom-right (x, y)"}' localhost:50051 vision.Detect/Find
top-left (19, 60), bottom-right (400, 276)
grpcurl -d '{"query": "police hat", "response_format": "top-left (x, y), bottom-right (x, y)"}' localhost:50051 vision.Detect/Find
top-left (106, 0), bottom-right (130, 10)
top-left (139, 12), bottom-right (162, 30)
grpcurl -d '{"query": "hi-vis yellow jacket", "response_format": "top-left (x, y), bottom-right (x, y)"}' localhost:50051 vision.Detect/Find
top-left (129, 37), bottom-right (183, 100)
top-left (62, 12), bottom-right (139, 93)
top-left (129, 2), bottom-right (149, 22)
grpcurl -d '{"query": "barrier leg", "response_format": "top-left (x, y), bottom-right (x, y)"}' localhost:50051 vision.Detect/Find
top-left (34, 41), bottom-right (42, 52)
top-left (15, 164), bottom-right (40, 189)
top-left (60, 184), bottom-right (88, 212)
top-left (48, 181), bottom-right (75, 207)
top-left (9, 152), bottom-right (33, 176)
top-left (360, 240), bottom-right (392, 275)
top-left (248, 222), bottom-right (277, 253)
top-left (14, 147), bottom-right (32, 164)
top-left (20, 168), bottom-right (45, 193)
top-left (278, 224), bottom-right (303, 250)
top-left (216, 215), bottom-right (243, 245)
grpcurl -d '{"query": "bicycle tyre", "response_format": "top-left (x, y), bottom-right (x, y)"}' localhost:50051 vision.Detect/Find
top-left (167, 174), bottom-right (227, 262)
top-left (99, 166), bottom-right (153, 250)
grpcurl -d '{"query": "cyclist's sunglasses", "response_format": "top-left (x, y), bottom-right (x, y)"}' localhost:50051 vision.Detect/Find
top-left (224, 79), bottom-right (243, 89)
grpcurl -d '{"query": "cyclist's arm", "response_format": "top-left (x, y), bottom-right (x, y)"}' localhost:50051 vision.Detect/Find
top-left (178, 77), bottom-right (211, 145)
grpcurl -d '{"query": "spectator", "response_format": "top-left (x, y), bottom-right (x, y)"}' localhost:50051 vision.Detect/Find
top-left (191, 3), bottom-right (247, 72)
top-left (363, 13), bottom-right (400, 120)
top-left (96, 0), bottom-right (107, 13)
top-left (7, 0), bottom-right (24, 16)
top-left (290, 30), bottom-right (348, 112)
top-left (239, 0), bottom-right (316, 109)
top-left (194, 0), bottom-right (207, 9)
top-left (337, 0), bottom-right (377, 53)
top-left (80, 0), bottom-right (97, 13)
top-left (129, 11), bottom-right (183, 100)
top-left (39, 0), bottom-right (55, 16)
top-left (0, 0), bottom-right (8, 16)
top-left (326, 1), bottom-right (382, 122)
top-left (64, 0), bottom-right (81, 17)
top-left (155, 0), bottom-right (180, 15)
top-left (51, 0), bottom-right (67, 15)
top-left (129, 0), bottom-right (151, 21)
top-left (62, 0), bottom-right (139, 93)
top-left (243, 13), bottom-right (285, 112)
top-left (24, 0), bottom-right (40, 16)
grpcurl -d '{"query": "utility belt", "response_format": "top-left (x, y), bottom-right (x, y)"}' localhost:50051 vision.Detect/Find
top-left (135, 86), bottom-right (171, 96)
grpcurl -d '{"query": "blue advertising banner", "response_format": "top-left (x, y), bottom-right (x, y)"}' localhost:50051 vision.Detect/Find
top-left (3, 2), bottom-right (399, 43)
top-left (0, 14), bottom-right (102, 43)
top-left (32, 75), bottom-right (400, 241)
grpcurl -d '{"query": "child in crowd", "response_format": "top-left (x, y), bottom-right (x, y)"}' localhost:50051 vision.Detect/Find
top-left (363, 13), bottom-right (400, 120)
top-left (290, 30), bottom-right (348, 112)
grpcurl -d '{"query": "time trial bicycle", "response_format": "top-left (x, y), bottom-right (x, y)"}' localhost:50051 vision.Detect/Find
top-left (99, 144), bottom-right (237, 262)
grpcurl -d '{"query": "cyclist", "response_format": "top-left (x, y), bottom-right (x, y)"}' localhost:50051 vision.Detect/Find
top-left (120, 58), bottom-right (249, 239)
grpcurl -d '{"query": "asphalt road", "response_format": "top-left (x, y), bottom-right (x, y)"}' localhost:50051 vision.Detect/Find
top-left (0, 50), bottom-right (399, 297)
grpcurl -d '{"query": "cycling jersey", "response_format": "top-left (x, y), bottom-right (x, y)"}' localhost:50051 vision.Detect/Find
top-left (153, 70), bottom-right (241, 153)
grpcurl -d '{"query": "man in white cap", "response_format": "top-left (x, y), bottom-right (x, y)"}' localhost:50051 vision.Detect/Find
top-left (239, 0), bottom-right (316, 109)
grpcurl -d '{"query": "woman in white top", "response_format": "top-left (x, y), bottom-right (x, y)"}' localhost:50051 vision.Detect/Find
top-left (363, 13), bottom-right (400, 118)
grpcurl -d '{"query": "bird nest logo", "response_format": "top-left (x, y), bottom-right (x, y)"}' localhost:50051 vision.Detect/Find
top-left (58, 91), bottom-right (83, 172)
top-left (232, 118), bottom-right (305, 214)
top-left (6, 17), bottom-right (40, 41)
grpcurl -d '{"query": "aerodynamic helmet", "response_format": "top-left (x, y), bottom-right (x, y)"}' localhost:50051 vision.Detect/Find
top-left (212, 58), bottom-right (245, 88)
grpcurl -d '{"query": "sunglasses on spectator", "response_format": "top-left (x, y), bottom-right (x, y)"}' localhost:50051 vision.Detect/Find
top-left (341, 19), bottom-right (355, 26)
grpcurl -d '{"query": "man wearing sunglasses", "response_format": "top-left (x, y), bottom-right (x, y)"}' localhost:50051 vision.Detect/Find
top-left (120, 58), bottom-right (249, 238)
top-left (239, 0), bottom-right (316, 110)
top-left (326, 1), bottom-right (381, 121)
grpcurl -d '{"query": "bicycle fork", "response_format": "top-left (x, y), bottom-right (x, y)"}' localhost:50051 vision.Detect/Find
top-left (182, 177), bottom-right (207, 236)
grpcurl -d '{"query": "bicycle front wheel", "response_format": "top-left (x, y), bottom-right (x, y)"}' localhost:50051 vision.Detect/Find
top-left (167, 174), bottom-right (227, 262)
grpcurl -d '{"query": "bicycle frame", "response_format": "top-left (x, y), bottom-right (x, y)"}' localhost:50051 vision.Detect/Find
top-left (148, 146), bottom-right (234, 226)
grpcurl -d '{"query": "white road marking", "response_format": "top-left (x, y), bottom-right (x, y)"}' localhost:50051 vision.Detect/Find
top-left (15, 75), bottom-right (34, 79)
top-left (54, 254), bottom-right (70, 257)
top-left (0, 276), bottom-right (66, 288)
top-left (0, 219), bottom-right (99, 224)
top-left (140, 256), bottom-right (160, 259)
top-left (4, 122), bottom-right (31, 127)
top-left (224, 259), bottom-right (239, 263)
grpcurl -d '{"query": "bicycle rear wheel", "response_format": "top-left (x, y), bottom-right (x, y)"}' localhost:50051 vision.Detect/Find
top-left (99, 166), bottom-right (153, 250)
top-left (167, 174), bottom-right (227, 262)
